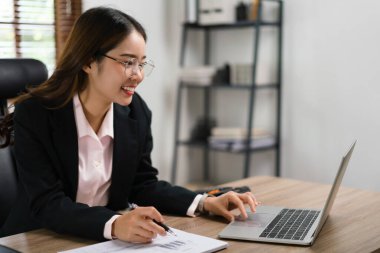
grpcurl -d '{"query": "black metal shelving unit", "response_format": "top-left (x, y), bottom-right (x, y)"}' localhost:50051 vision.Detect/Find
top-left (171, 0), bottom-right (283, 183)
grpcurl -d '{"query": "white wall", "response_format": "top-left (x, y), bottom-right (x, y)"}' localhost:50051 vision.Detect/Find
top-left (82, 0), bottom-right (380, 192)
top-left (282, 0), bottom-right (380, 192)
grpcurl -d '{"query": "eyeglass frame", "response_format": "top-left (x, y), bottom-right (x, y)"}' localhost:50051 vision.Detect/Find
top-left (101, 54), bottom-right (155, 77)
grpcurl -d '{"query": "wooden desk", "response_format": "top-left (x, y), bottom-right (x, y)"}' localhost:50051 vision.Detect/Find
top-left (1, 176), bottom-right (380, 253)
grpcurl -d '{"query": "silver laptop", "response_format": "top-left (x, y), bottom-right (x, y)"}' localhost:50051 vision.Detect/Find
top-left (219, 141), bottom-right (356, 246)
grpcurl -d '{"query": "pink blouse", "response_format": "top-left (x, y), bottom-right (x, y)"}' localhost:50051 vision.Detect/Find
top-left (72, 94), bottom-right (201, 239)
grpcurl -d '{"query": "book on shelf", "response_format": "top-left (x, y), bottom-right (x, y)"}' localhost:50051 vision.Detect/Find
top-left (209, 127), bottom-right (275, 151)
top-left (179, 66), bottom-right (217, 86)
top-left (209, 136), bottom-right (276, 152)
top-left (211, 127), bottom-right (271, 138)
top-left (230, 63), bottom-right (253, 86)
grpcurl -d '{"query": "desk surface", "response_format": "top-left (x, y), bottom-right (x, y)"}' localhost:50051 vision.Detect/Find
top-left (1, 176), bottom-right (380, 253)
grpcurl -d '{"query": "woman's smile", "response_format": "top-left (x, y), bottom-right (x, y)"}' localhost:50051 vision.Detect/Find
top-left (121, 85), bottom-right (136, 96)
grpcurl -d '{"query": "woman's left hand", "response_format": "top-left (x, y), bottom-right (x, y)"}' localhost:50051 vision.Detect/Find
top-left (203, 191), bottom-right (259, 222)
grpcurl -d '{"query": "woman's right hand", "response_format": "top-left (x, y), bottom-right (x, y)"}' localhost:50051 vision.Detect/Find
top-left (112, 206), bottom-right (166, 243)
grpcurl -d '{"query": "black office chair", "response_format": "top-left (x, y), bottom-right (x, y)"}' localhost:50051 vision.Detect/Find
top-left (0, 59), bottom-right (48, 118)
top-left (0, 58), bottom-right (48, 227)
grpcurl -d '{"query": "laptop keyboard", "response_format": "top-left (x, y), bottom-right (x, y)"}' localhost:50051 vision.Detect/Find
top-left (259, 208), bottom-right (320, 241)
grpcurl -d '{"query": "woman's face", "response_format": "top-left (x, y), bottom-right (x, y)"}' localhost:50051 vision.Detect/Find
top-left (84, 30), bottom-right (146, 107)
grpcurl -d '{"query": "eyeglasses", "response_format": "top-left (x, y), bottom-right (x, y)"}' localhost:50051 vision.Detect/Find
top-left (102, 54), bottom-right (155, 77)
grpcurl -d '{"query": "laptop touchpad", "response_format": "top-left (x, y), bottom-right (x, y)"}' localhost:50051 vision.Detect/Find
top-left (233, 212), bottom-right (275, 228)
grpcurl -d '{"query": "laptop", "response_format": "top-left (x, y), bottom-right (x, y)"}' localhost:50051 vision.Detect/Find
top-left (219, 141), bottom-right (356, 246)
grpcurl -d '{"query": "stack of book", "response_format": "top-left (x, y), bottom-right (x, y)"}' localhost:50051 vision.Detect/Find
top-left (208, 127), bottom-right (275, 152)
top-left (230, 63), bottom-right (253, 86)
top-left (179, 66), bottom-right (217, 86)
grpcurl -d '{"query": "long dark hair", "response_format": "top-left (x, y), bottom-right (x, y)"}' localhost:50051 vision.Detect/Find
top-left (0, 7), bottom-right (146, 147)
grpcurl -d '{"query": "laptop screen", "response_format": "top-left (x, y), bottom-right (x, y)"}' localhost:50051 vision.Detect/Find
top-left (312, 141), bottom-right (356, 240)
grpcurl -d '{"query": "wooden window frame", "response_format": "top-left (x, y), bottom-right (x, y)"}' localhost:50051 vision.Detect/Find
top-left (54, 0), bottom-right (82, 60)
top-left (1, 0), bottom-right (81, 62)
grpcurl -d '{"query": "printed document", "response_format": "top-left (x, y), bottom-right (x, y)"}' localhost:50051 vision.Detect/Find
top-left (58, 228), bottom-right (227, 253)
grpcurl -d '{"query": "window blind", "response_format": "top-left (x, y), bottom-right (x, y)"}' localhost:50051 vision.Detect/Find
top-left (0, 0), bottom-right (81, 74)
top-left (55, 0), bottom-right (82, 59)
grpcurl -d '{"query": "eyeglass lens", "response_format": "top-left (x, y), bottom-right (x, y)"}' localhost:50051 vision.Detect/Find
top-left (124, 58), bottom-right (154, 77)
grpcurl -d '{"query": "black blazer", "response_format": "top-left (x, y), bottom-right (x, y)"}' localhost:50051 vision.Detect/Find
top-left (0, 93), bottom-right (197, 240)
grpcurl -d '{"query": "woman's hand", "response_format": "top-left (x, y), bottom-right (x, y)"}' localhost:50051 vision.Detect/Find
top-left (112, 206), bottom-right (166, 243)
top-left (203, 191), bottom-right (259, 222)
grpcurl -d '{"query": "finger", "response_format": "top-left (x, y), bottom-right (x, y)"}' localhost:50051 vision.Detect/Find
top-left (226, 192), bottom-right (248, 219)
top-left (130, 207), bottom-right (166, 237)
top-left (137, 206), bottom-right (164, 223)
top-left (207, 194), bottom-right (235, 221)
top-left (249, 192), bottom-right (260, 205)
top-left (238, 192), bottom-right (257, 213)
top-left (134, 225), bottom-right (157, 240)
top-left (129, 233), bottom-right (154, 244)
top-left (217, 206), bottom-right (235, 222)
top-left (141, 219), bottom-right (166, 236)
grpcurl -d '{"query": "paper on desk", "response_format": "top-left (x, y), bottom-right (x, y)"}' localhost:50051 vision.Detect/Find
top-left (58, 228), bottom-right (228, 253)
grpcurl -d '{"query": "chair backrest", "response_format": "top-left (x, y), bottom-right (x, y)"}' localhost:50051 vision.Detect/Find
top-left (0, 58), bottom-right (48, 117)
top-left (0, 145), bottom-right (18, 226)
top-left (0, 58), bottom-right (48, 226)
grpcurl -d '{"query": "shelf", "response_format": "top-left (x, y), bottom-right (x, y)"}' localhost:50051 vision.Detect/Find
top-left (184, 21), bottom-right (281, 29)
top-left (176, 140), bottom-right (207, 147)
top-left (180, 82), bottom-right (279, 90)
top-left (176, 140), bottom-right (278, 153)
top-left (171, 0), bottom-right (282, 182)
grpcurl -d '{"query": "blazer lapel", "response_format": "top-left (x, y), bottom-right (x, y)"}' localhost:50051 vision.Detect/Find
top-left (107, 104), bottom-right (139, 210)
top-left (50, 101), bottom-right (79, 200)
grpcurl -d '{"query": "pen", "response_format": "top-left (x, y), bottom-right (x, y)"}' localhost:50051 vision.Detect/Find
top-left (152, 219), bottom-right (177, 236)
top-left (128, 203), bottom-right (177, 236)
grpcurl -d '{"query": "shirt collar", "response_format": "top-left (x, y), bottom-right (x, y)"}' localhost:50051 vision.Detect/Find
top-left (73, 94), bottom-right (114, 139)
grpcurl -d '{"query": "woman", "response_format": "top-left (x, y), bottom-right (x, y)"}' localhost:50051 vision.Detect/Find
top-left (0, 7), bottom-right (258, 243)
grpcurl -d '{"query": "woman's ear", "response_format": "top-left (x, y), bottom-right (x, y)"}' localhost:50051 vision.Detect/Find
top-left (82, 63), bottom-right (92, 73)
top-left (82, 59), bottom-right (95, 73)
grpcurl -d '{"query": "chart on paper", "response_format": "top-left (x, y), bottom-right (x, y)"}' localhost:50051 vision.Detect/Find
top-left (59, 228), bottom-right (227, 253)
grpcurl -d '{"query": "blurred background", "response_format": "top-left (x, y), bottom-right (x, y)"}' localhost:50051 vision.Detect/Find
top-left (1, 0), bottom-right (379, 192)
